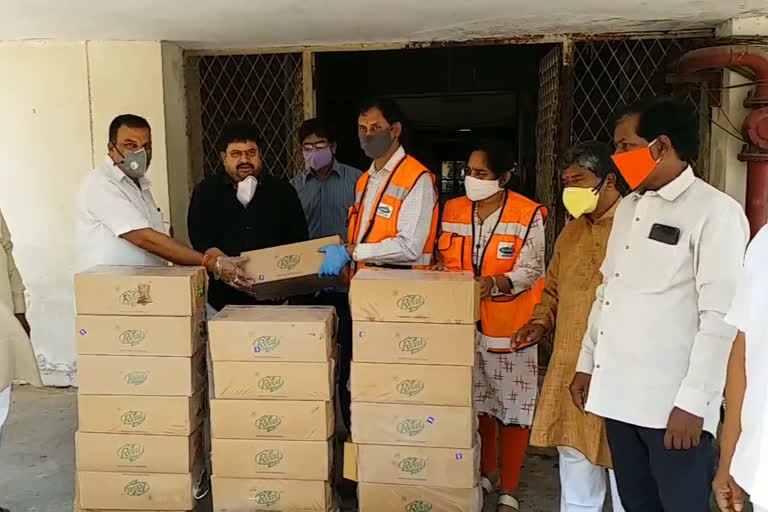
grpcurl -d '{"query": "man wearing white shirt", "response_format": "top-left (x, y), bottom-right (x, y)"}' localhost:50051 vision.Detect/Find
top-left (713, 225), bottom-right (768, 512)
top-left (76, 114), bottom-right (249, 286)
top-left (570, 98), bottom-right (749, 511)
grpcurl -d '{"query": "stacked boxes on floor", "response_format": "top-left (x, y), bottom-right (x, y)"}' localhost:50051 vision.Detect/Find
top-left (74, 266), bottom-right (209, 512)
top-left (347, 269), bottom-right (482, 512)
top-left (208, 305), bottom-right (337, 511)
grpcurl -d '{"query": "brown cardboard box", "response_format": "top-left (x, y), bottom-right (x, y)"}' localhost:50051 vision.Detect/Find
top-left (77, 467), bottom-right (203, 510)
top-left (212, 477), bottom-right (332, 511)
top-left (351, 403), bottom-right (475, 448)
top-left (76, 314), bottom-right (206, 357)
top-left (208, 305), bottom-right (335, 362)
top-left (349, 443), bottom-right (479, 488)
top-left (212, 361), bottom-right (333, 400)
top-left (349, 269), bottom-right (479, 324)
top-left (75, 491), bottom-right (211, 512)
top-left (211, 399), bottom-right (333, 441)
top-left (353, 321), bottom-right (475, 366)
top-left (211, 439), bottom-right (330, 480)
top-left (358, 482), bottom-right (482, 512)
top-left (241, 235), bottom-right (347, 299)
top-left (75, 430), bottom-right (202, 473)
top-left (75, 265), bottom-right (206, 317)
top-left (78, 392), bottom-right (204, 435)
top-left (351, 362), bottom-right (472, 406)
top-left (78, 352), bottom-right (205, 396)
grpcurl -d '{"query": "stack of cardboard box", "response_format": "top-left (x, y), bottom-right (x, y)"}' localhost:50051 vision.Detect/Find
top-left (208, 305), bottom-right (338, 511)
top-left (346, 269), bottom-right (482, 512)
top-left (74, 266), bottom-right (209, 512)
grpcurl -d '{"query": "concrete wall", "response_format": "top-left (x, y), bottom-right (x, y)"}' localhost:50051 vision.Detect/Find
top-left (0, 40), bottom-right (188, 385)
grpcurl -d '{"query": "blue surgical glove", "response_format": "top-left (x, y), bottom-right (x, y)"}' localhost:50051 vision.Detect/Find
top-left (318, 244), bottom-right (351, 277)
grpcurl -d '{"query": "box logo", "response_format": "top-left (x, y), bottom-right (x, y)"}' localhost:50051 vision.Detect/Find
top-left (120, 410), bottom-right (146, 427)
top-left (406, 500), bottom-right (433, 512)
top-left (397, 295), bottom-right (425, 313)
top-left (253, 335), bottom-right (280, 353)
top-left (258, 376), bottom-right (285, 393)
top-left (497, 242), bottom-right (515, 260)
top-left (119, 329), bottom-right (145, 347)
top-left (399, 336), bottom-right (427, 354)
top-left (255, 449), bottom-right (283, 468)
top-left (124, 371), bottom-right (148, 386)
top-left (255, 414), bottom-right (282, 433)
top-left (397, 419), bottom-right (425, 437)
top-left (277, 254), bottom-right (301, 271)
top-left (119, 284), bottom-right (152, 306)
top-left (124, 479), bottom-right (149, 497)
top-left (252, 489), bottom-right (281, 506)
top-left (398, 457), bottom-right (427, 475)
top-left (117, 443), bottom-right (144, 462)
top-left (396, 379), bottom-right (424, 397)
top-left (376, 203), bottom-right (394, 219)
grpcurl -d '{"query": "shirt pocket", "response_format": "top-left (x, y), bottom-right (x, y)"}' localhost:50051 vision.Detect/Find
top-left (625, 233), bottom-right (690, 292)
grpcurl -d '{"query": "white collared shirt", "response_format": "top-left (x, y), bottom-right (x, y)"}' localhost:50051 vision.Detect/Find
top-left (75, 156), bottom-right (167, 272)
top-left (724, 225), bottom-right (768, 508)
top-left (576, 167), bottom-right (749, 435)
top-left (353, 146), bottom-right (436, 265)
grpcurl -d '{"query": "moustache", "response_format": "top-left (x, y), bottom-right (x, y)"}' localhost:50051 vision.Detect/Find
top-left (236, 163), bottom-right (255, 170)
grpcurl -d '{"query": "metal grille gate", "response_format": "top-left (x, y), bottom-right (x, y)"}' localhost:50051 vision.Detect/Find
top-left (197, 53), bottom-right (305, 179)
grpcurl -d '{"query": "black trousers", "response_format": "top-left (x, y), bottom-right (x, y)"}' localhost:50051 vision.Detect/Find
top-left (605, 419), bottom-right (715, 512)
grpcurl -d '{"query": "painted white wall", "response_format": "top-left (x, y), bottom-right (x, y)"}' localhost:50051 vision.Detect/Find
top-left (0, 40), bottom-right (187, 385)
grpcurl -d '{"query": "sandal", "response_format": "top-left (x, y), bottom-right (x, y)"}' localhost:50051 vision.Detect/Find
top-left (497, 494), bottom-right (520, 511)
top-left (481, 475), bottom-right (499, 495)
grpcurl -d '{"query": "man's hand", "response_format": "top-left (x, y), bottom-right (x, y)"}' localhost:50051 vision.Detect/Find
top-left (318, 245), bottom-right (351, 277)
top-left (513, 322), bottom-right (545, 349)
top-left (664, 407), bottom-right (704, 450)
top-left (713, 467), bottom-right (745, 512)
top-left (15, 313), bottom-right (30, 336)
top-left (569, 372), bottom-right (592, 414)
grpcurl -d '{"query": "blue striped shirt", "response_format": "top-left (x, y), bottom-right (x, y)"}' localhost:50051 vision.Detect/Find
top-left (291, 159), bottom-right (362, 242)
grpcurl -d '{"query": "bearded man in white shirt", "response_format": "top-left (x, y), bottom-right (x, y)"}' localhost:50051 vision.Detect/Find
top-left (570, 98), bottom-right (748, 511)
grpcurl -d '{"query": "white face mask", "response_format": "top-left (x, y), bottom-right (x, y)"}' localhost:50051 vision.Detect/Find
top-left (236, 176), bottom-right (258, 206)
top-left (464, 175), bottom-right (503, 202)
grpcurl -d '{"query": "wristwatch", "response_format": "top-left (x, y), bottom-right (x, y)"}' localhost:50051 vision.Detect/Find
top-left (490, 275), bottom-right (500, 296)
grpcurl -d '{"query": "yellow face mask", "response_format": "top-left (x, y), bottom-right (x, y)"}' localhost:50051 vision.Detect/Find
top-left (562, 180), bottom-right (602, 219)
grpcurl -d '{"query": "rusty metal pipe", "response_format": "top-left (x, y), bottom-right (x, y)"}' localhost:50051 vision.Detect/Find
top-left (678, 45), bottom-right (768, 102)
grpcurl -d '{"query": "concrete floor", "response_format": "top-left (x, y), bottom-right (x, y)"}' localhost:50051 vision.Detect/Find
top-left (0, 386), bottom-right (585, 512)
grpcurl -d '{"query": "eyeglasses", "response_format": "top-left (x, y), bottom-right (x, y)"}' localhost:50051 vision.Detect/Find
top-left (302, 141), bottom-right (331, 151)
top-left (228, 149), bottom-right (259, 159)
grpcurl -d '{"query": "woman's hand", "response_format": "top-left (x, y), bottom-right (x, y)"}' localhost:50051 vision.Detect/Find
top-left (478, 276), bottom-right (494, 299)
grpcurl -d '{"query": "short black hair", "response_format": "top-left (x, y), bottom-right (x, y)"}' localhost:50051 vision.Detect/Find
top-left (617, 97), bottom-right (700, 164)
top-left (109, 114), bottom-right (150, 142)
top-left (358, 97), bottom-right (405, 126)
top-left (559, 141), bottom-right (629, 195)
top-left (218, 120), bottom-right (262, 153)
top-left (299, 118), bottom-right (336, 144)
top-left (471, 139), bottom-right (517, 180)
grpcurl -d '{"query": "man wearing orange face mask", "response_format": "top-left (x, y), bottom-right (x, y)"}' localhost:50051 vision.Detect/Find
top-left (570, 98), bottom-right (749, 511)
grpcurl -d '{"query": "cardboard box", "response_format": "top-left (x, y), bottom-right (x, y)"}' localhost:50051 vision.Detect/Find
top-left (78, 393), bottom-right (205, 435)
top-left (241, 235), bottom-right (347, 299)
top-left (345, 443), bottom-right (479, 488)
top-left (209, 305), bottom-right (335, 362)
top-left (211, 439), bottom-right (330, 480)
top-left (75, 430), bottom-right (202, 473)
top-left (211, 399), bottom-right (333, 441)
top-left (351, 363), bottom-right (472, 406)
top-left (358, 483), bottom-right (481, 512)
top-left (212, 477), bottom-right (332, 511)
top-left (78, 353), bottom-right (205, 396)
top-left (353, 321), bottom-right (475, 366)
top-left (212, 361), bottom-right (333, 400)
top-left (349, 269), bottom-right (479, 324)
top-left (75, 491), bottom-right (211, 512)
top-left (75, 265), bottom-right (206, 317)
top-left (77, 314), bottom-right (206, 357)
top-left (77, 467), bottom-right (203, 510)
top-left (351, 403), bottom-right (475, 448)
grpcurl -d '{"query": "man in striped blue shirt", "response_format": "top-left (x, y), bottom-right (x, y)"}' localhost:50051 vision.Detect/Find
top-left (291, 119), bottom-right (362, 242)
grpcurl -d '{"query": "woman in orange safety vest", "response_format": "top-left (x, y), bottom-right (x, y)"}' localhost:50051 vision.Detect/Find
top-left (437, 140), bottom-right (547, 512)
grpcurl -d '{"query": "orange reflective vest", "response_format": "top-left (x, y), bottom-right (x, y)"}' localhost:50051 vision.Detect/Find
top-left (438, 191), bottom-right (547, 343)
top-left (347, 154), bottom-right (438, 270)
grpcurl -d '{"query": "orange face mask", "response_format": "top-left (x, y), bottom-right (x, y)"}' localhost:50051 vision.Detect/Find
top-left (611, 139), bottom-right (660, 190)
